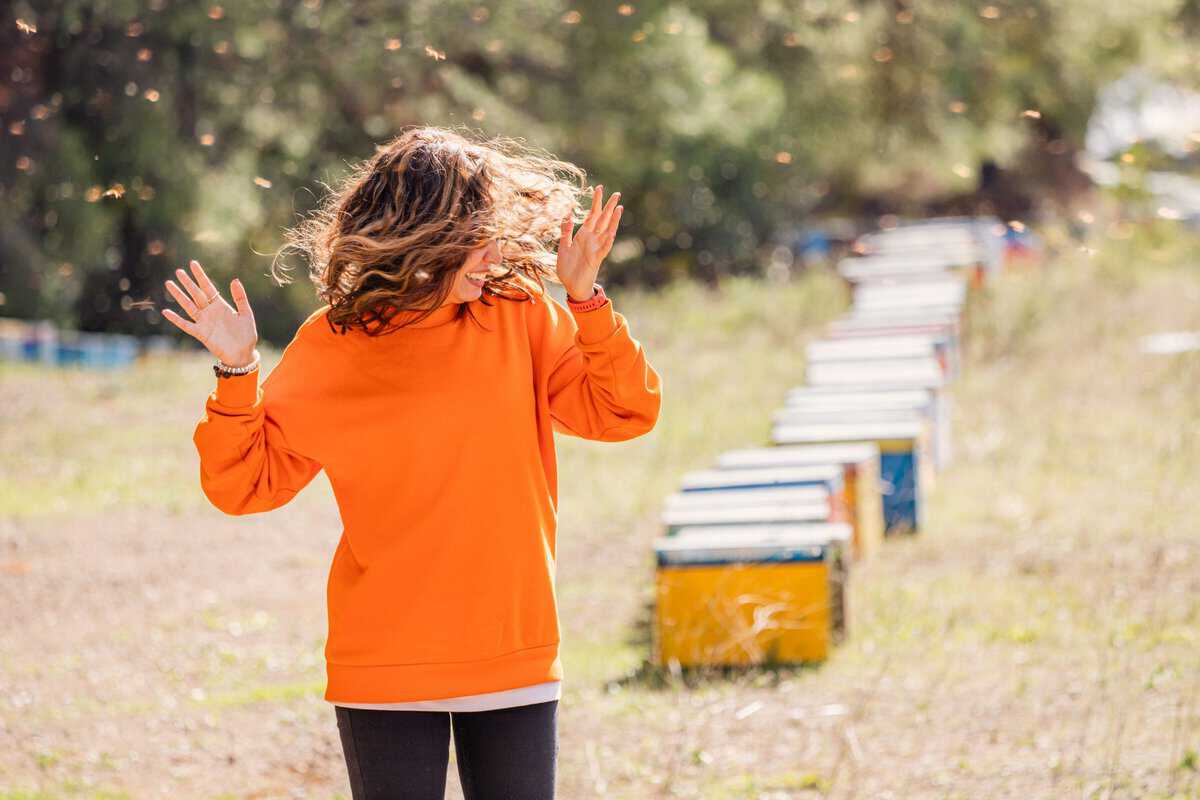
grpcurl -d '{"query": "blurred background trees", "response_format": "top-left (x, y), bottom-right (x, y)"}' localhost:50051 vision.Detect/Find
top-left (1, 0), bottom-right (1194, 343)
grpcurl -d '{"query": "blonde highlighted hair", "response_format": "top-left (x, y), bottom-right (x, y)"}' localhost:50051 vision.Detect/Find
top-left (274, 126), bottom-right (589, 334)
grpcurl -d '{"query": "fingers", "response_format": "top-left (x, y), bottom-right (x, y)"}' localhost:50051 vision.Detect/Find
top-left (189, 259), bottom-right (220, 300)
top-left (559, 214), bottom-right (574, 252)
top-left (175, 266), bottom-right (209, 308)
top-left (164, 279), bottom-right (200, 320)
top-left (603, 205), bottom-right (624, 247)
top-left (580, 184), bottom-right (604, 231)
top-left (596, 191), bottom-right (621, 233)
top-left (161, 307), bottom-right (200, 338)
top-left (229, 277), bottom-right (254, 321)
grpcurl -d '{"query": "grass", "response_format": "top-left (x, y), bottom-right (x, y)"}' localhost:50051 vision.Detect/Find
top-left (193, 679), bottom-right (326, 708)
top-left (5, 219), bottom-right (1200, 797)
top-left (0, 355), bottom-right (221, 518)
top-left (0, 270), bottom-right (847, 524)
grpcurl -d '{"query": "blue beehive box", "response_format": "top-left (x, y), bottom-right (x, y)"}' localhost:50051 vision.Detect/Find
top-left (770, 420), bottom-right (930, 536)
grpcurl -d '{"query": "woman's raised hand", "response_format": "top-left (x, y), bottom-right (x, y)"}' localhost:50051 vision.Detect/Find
top-left (161, 259), bottom-right (259, 367)
top-left (557, 184), bottom-right (623, 302)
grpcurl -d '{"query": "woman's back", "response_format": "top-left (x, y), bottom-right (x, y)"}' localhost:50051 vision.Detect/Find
top-left (192, 283), bottom-right (660, 704)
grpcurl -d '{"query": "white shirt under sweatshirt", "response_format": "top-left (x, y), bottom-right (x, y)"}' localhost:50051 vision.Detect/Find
top-left (331, 679), bottom-right (561, 712)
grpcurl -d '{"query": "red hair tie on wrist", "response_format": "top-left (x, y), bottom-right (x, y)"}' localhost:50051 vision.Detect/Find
top-left (566, 283), bottom-right (607, 312)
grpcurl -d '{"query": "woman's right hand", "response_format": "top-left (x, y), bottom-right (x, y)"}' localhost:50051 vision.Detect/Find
top-left (161, 259), bottom-right (259, 367)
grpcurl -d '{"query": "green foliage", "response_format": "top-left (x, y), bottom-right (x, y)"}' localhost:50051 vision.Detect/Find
top-left (0, 0), bottom-right (1193, 340)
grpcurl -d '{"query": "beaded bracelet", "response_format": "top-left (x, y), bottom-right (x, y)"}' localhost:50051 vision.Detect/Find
top-left (213, 348), bottom-right (261, 379)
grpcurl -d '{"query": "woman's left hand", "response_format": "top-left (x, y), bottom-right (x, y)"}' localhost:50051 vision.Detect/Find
top-left (557, 185), bottom-right (623, 302)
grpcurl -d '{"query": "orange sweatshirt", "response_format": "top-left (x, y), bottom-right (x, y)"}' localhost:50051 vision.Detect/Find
top-left (191, 284), bottom-right (661, 703)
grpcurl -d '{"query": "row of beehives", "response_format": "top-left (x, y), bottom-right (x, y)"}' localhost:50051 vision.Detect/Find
top-left (0, 316), bottom-right (177, 369)
top-left (651, 216), bottom-right (1007, 669)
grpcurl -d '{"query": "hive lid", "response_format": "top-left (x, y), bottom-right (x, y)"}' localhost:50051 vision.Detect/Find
top-left (666, 486), bottom-right (831, 509)
top-left (826, 321), bottom-right (957, 337)
top-left (655, 523), bottom-right (853, 565)
top-left (679, 464), bottom-right (842, 491)
top-left (840, 306), bottom-right (963, 323)
top-left (662, 503), bottom-right (831, 528)
top-left (716, 444), bottom-right (879, 469)
top-left (855, 276), bottom-right (967, 292)
top-left (806, 336), bottom-right (939, 362)
top-left (772, 407), bottom-right (927, 427)
top-left (839, 254), bottom-right (969, 273)
top-left (772, 420), bottom-right (924, 445)
top-left (783, 387), bottom-right (933, 410)
top-left (807, 357), bottom-right (945, 386)
top-left (855, 289), bottom-right (966, 307)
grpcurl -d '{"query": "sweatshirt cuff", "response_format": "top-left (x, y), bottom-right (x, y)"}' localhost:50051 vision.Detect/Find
top-left (569, 295), bottom-right (619, 344)
top-left (566, 283), bottom-right (607, 312)
top-left (213, 368), bottom-right (261, 408)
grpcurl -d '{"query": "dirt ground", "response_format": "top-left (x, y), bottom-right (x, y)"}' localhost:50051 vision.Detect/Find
top-left (3, 246), bottom-right (1200, 799)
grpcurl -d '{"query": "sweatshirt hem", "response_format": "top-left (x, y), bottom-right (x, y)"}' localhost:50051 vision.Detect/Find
top-left (329, 679), bottom-right (562, 712)
top-left (323, 643), bottom-right (563, 704)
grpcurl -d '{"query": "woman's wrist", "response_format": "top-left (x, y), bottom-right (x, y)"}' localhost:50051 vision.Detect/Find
top-left (566, 283), bottom-right (607, 311)
top-left (567, 285), bottom-right (596, 303)
top-left (214, 348), bottom-right (261, 378)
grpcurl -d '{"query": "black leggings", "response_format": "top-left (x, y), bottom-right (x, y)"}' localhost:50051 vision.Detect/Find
top-left (334, 701), bottom-right (558, 800)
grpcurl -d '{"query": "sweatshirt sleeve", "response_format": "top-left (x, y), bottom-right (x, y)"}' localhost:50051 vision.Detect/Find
top-left (191, 326), bottom-right (324, 516)
top-left (532, 291), bottom-right (662, 441)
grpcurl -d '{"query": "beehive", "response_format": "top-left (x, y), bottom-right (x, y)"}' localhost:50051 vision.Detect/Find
top-left (796, 361), bottom-right (953, 471)
top-left (660, 487), bottom-right (835, 535)
top-left (653, 524), bottom-right (851, 667)
top-left (770, 421), bottom-right (931, 536)
top-left (715, 445), bottom-right (884, 561)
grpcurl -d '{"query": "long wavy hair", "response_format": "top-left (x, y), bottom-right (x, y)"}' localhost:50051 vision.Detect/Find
top-left (273, 126), bottom-right (589, 335)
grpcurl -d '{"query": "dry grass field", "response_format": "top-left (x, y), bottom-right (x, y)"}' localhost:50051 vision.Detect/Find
top-left (3, 220), bottom-right (1200, 799)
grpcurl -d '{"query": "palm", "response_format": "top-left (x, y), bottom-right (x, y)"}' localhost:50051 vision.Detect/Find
top-left (161, 260), bottom-right (258, 366)
top-left (557, 185), bottom-right (623, 301)
top-left (193, 300), bottom-right (255, 360)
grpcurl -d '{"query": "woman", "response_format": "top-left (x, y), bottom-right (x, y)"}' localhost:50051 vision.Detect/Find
top-left (161, 127), bottom-right (662, 799)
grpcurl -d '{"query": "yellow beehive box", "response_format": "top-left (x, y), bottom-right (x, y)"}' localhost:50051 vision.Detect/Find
top-left (653, 524), bottom-right (851, 667)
